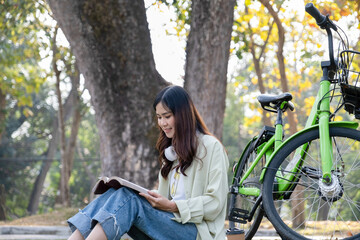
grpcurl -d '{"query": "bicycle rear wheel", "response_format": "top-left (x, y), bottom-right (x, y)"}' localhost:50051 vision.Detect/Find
top-left (262, 126), bottom-right (360, 240)
top-left (228, 138), bottom-right (266, 240)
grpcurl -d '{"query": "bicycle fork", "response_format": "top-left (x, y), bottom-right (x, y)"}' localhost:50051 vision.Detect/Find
top-left (279, 63), bottom-right (336, 194)
top-left (318, 76), bottom-right (333, 184)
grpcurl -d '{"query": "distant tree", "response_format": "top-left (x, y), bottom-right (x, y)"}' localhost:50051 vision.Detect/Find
top-left (0, 0), bottom-right (47, 219)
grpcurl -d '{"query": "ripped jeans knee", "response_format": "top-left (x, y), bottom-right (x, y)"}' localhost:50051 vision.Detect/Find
top-left (68, 188), bottom-right (197, 240)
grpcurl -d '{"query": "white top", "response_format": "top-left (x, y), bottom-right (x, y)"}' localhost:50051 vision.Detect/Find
top-left (169, 167), bottom-right (186, 201)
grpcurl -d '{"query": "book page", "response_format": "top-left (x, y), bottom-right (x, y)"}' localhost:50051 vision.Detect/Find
top-left (93, 176), bottom-right (149, 195)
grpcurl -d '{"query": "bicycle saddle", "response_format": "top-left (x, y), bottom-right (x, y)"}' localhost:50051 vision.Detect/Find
top-left (257, 92), bottom-right (293, 112)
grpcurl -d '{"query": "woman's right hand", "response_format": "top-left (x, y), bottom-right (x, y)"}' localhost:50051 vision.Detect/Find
top-left (140, 191), bottom-right (179, 212)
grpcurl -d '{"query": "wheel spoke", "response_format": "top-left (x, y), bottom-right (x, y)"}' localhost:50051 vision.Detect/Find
top-left (262, 127), bottom-right (360, 239)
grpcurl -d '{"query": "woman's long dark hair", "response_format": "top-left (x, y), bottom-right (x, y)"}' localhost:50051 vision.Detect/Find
top-left (153, 85), bottom-right (210, 178)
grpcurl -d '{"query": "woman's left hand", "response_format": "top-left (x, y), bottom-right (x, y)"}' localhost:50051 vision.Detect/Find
top-left (139, 191), bottom-right (179, 212)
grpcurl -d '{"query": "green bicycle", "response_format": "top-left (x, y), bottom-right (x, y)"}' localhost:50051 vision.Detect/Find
top-left (228, 3), bottom-right (360, 240)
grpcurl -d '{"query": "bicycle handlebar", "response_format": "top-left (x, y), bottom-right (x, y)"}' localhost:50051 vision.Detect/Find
top-left (305, 3), bottom-right (338, 75)
top-left (305, 3), bottom-right (327, 28)
top-left (305, 3), bottom-right (337, 31)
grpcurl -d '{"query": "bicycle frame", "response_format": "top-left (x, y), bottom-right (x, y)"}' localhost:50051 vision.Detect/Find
top-left (258, 91), bottom-right (358, 192)
top-left (237, 108), bottom-right (283, 197)
top-left (237, 76), bottom-right (359, 198)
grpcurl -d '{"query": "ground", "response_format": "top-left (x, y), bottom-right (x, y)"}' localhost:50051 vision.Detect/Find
top-left (0, 208), bottom-right (78, 226)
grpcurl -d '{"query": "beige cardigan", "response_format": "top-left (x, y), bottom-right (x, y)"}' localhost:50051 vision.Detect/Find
top-left (157, 134), bottom-right (229, 240)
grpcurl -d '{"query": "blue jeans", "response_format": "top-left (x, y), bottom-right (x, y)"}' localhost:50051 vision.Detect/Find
top-left (67, 188), bottom-right (197, 240)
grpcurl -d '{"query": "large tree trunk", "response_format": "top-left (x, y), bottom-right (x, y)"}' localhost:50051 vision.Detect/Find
top-left (47, 0), bottom-right (167, 188)
top-left (184, 0), bottom-right (236, 139)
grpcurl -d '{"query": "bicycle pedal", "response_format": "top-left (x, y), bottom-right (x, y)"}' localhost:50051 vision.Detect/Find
top-left (229, 208), bottom-right (249, 224)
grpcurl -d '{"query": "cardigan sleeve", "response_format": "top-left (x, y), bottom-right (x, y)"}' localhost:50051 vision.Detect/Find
top-left (172, 140), bottom-right (229, 224)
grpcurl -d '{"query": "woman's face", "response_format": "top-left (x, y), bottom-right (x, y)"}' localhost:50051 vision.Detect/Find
top-left (156, 102), bottom-right (175, 139)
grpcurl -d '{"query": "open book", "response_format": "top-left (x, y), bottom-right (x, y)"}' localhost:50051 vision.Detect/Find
top-left (92, 176), bottom-right (149, 195)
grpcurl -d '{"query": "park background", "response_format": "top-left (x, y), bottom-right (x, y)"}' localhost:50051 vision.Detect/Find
top-left (0, 0), bottom-right (359, 226)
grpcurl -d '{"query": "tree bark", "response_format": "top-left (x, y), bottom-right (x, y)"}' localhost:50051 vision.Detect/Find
top-left (0, 184), bottom-right (5, 220)
top-left (184, 0), bottom-right (236, 139)
top-left (0, 88), bottom-right (5, 144)
top-left (47, 0), bottom-right (167, 187)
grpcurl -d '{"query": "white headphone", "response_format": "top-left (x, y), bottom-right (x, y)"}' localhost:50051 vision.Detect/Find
top-left (165, 146), bottom-right (177, 161)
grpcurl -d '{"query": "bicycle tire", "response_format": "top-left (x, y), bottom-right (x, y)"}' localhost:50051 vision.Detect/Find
top-left (262, 126), bottom-right (360, 240)
top-left (229, 139), bottom-right (265, 240)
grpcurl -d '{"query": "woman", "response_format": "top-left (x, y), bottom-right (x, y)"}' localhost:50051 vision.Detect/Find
top-left (67, 85), bottom-right (229, 240)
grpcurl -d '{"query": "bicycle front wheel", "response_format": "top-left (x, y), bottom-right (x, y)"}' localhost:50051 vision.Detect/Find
top-left (262, 126), bottom-right (360, 240)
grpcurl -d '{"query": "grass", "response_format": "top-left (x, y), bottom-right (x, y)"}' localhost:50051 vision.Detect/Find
top-left (0, 208), bottom-right (78, 226)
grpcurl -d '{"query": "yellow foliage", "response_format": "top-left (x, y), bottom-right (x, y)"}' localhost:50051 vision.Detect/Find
top-left (268, 79), bottom-right (274, 89)
top-left (248, 8), bottom-right (256, 15)
top-left (15, 77), bottom-right (23, 83)
top-left (331, 3), bottom-right (338, 11)
top-left (334, 13), bottom-right (341, 21)
top-left (308, 67), bottom-right (315, 77)
top-left (244, 115), bottom-right (262, 128)
top-left (260, 31), bottom-right (268, 41)
top-left (340, 8), bottom-right (351, 17)
top-left (238, 26), bottom-right (246, 32)
top-left (249, 103), bottom-right (256, 111)
top-left (251, 77), bottom-right (258, 85)
top-left (286, 71), bottom-right (297, 86)
top-left (235, 16), bottom-right (242, 23)
top-left (243, 15), bottom-right (252, 22)
top-left (333, 115), bottom-right (343, 122)
top-left (299, 79), bottom-right (311, 92)
top-left (304, 96), bottom-right (316, 115)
